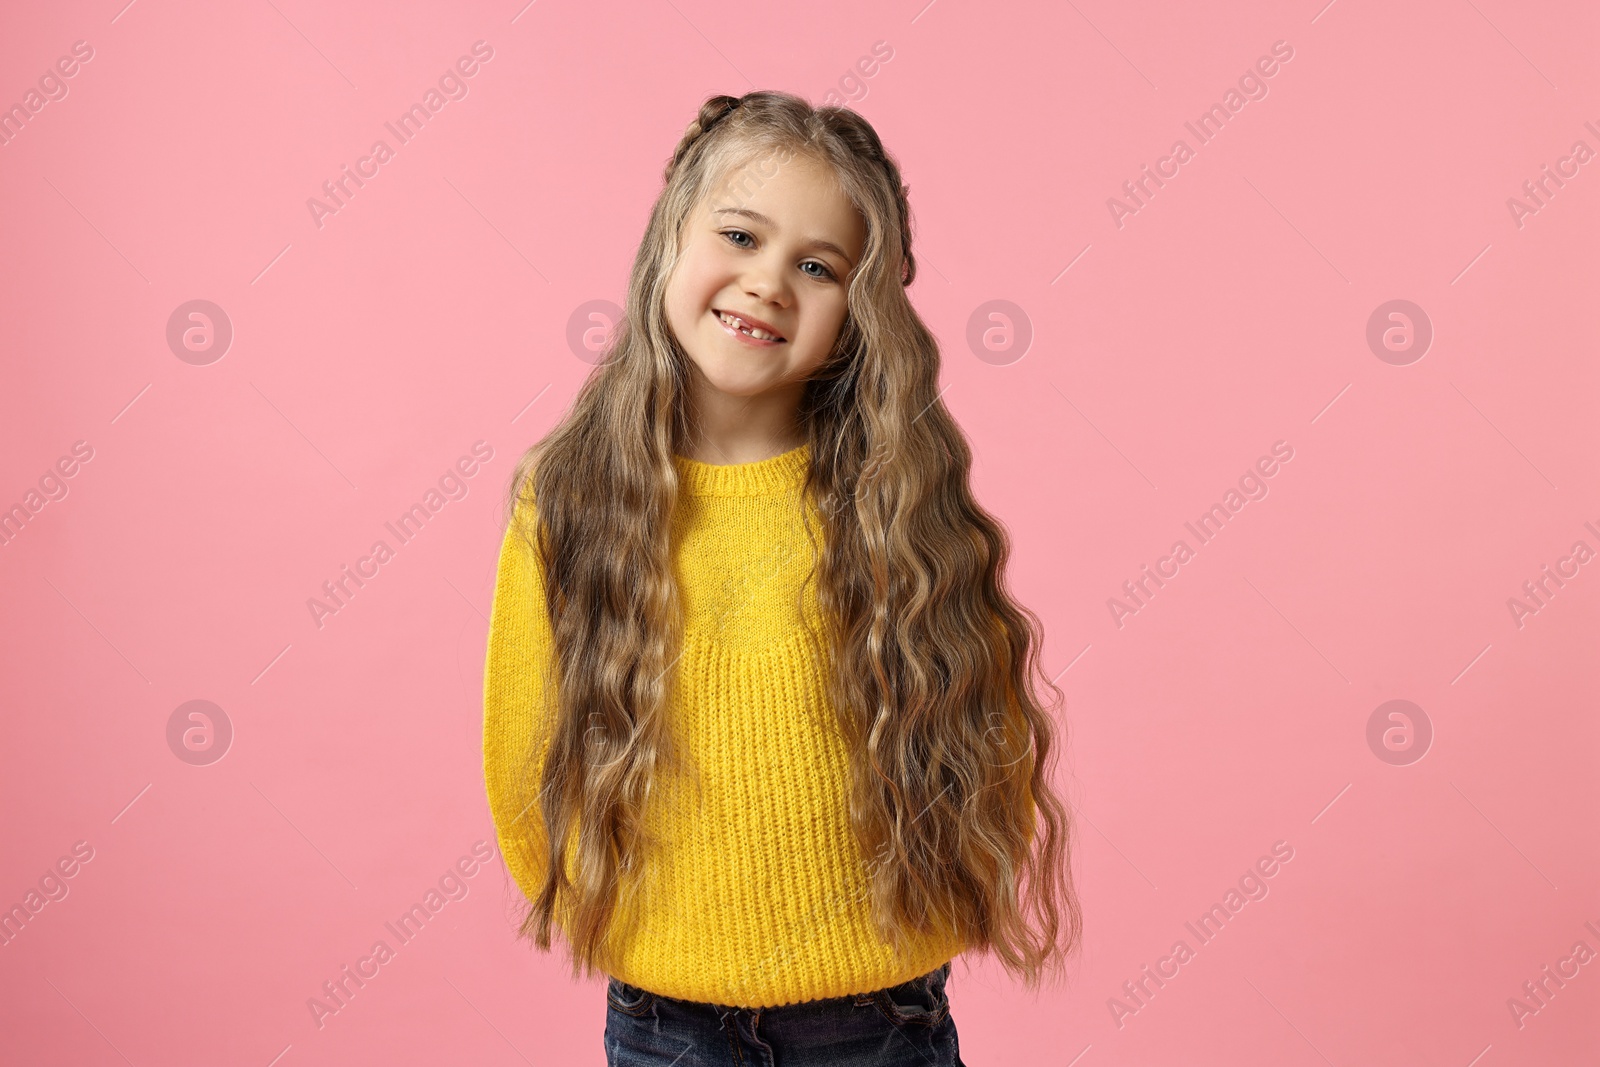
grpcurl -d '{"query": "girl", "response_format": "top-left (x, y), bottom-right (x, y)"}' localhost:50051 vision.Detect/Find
top-left (484, 90), bottom-right (1082, 1065)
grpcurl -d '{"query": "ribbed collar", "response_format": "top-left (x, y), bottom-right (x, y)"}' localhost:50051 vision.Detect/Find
top-left (672, 442), bottom-right (811, 497)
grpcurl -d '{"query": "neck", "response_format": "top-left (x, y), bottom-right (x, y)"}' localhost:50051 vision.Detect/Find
top-left (681, 372), bottom-right (806, 465)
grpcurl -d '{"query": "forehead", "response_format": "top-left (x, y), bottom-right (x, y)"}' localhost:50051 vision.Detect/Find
top-left (703, 150), bottom-right (865, 258)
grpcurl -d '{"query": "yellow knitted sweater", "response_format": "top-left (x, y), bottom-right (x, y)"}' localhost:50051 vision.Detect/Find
top-left (482, 442), bottom-right (967, 1008)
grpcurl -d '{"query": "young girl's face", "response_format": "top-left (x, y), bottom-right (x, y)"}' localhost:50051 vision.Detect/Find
top-left (665, 151), bottom-right (866, 415)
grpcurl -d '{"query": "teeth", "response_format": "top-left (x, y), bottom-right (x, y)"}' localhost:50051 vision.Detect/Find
top-left (718, 311), bottom-right (779, 341)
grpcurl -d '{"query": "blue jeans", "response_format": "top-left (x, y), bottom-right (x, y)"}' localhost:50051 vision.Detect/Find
top-left (604, 961), bottom-right (966, 1066)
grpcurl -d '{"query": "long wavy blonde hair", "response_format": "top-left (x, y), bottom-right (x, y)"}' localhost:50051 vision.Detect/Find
top-left (499, 90), bottom-right (1082, 989)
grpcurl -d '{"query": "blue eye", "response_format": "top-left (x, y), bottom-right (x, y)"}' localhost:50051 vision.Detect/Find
top-left (719, 230), bottom-right (836, 281)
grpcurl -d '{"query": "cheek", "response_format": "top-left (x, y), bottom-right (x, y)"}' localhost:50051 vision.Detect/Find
top-left (673, 247), bottom-right (725, 309)
top-left (807, 300), bottom-right (850, 350)
top-left (664, 268), bottom-right (706, 337)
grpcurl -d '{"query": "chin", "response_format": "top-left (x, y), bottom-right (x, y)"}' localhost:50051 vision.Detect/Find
top-left (697, 368), bottom-right (779, 398)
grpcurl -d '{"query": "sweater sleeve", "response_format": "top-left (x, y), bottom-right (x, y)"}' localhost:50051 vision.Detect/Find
top-left (483, 492), bottom-right (559, 906)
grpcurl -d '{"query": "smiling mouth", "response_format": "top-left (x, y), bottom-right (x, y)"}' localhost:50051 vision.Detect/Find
top-left (712, 309), bottom-right (786, 343)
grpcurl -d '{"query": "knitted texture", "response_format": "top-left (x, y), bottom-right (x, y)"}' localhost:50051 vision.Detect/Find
top-left (482, 442), bottom-right (965, 1007)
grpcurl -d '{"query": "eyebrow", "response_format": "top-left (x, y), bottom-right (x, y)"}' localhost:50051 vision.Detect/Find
top-left (711, 207), bottom-right (855, 266)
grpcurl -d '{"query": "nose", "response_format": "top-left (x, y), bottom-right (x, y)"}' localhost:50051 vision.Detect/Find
top-left (741, 256), bottom-right (793, 308)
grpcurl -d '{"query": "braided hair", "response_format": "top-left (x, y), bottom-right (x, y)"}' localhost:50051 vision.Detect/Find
top-left (663, 94), bottom-right (744, 183)
top-left (661, 91), bottom-right (915, 287)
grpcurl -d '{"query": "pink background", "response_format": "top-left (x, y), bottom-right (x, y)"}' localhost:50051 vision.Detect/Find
top-left (2, 0), bottom-right (1596, 1063)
